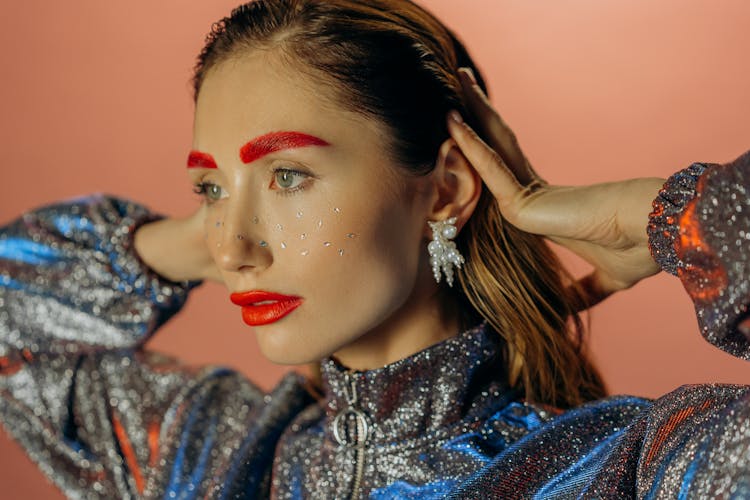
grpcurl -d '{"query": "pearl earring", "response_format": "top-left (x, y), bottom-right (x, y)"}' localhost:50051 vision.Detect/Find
top-left (427, 216), bottom-right (464, 287)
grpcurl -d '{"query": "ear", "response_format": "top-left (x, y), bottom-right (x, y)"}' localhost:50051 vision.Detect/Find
top-left (425, 137), bottom-right (482, 237)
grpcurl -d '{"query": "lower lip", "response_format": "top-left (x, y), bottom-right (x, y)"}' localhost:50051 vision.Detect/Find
top-left (230, 294), bottom-right (303, 326)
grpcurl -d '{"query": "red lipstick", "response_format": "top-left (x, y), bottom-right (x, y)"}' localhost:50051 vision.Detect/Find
top-left (240, 131), bottom-right (330, 164)
top-left (229, 290), bottom-right (303, 326)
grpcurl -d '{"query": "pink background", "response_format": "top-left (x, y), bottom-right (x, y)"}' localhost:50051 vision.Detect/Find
top-left (1, 1), bottom-right (749, 497)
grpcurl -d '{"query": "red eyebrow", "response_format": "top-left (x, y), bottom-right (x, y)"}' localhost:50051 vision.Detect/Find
top-left (240, 131), bottom-right (330, 164)
top-left (187, 151), bottom-right (218, 169)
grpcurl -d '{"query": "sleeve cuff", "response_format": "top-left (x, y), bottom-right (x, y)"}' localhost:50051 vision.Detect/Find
top-left (647, 162), bottom-right (712, 276)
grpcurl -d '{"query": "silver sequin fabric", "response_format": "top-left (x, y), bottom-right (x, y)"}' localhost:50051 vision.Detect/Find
top-left (0, 149), bottom-right (748, 499)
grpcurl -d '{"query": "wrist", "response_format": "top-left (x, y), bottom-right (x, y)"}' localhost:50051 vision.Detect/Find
top-left (134, 217), bottom-right (210, 282)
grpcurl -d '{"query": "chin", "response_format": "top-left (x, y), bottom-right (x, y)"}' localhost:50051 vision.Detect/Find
top-left (253, 326), bottom-right (329, 366)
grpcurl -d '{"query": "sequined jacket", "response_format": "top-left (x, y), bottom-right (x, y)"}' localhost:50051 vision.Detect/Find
top-left (1, 151), bottom-right (749, 499)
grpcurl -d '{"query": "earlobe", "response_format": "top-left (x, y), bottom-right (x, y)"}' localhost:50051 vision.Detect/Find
top-left (429, 138), bottom-right (482, 231)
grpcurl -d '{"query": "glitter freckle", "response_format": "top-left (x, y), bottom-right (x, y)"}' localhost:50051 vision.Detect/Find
top-left (301, 249), bottom-right (309, 256)
top-left (281, 242), bottom-right (287, 249)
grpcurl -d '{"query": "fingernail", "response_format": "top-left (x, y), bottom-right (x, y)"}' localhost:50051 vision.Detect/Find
top-left (465, 67), bottom-right (478, 85)
top-left (458, 67), bottom-right (477, 85)
top-left (448, 110), bottom-right (463, 124)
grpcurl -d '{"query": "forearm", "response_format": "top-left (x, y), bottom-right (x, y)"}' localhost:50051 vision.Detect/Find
top-left (134, 211), bottom-right (219, 283)
top-left (618, 177), bottom-right (667, 248)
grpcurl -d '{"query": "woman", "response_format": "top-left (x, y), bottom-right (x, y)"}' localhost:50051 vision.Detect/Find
top-left (1, 0), bottom-right (748, 497)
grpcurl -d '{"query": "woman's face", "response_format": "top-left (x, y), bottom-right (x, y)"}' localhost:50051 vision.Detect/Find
top-left (189, 51), bottom-right (439, 366)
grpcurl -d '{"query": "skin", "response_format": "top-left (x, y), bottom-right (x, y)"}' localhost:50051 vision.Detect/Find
top-left (134, 58), bottom-right (664, 372)
top-left (137, 50), bottom-right (480, 370)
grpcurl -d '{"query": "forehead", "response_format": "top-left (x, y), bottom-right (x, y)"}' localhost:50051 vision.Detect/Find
top-left (193, 51), bottom-right (389, 158)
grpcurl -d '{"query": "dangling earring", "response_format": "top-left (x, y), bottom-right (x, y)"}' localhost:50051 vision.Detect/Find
top-left (427, 216), bottom-right (465, 287)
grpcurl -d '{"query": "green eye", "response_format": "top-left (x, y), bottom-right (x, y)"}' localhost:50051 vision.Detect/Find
top-left (273, 169), bottom-right (307, 191)
top-left (276, 170), bottom-right (295, 188)
top-left (206, 184), bottom-right (223, 201)
top-left (194, 182), bottom-right (225, 203)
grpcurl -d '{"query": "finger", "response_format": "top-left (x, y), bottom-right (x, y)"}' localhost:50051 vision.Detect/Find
top-left (446, 110), bottom-right (524, 206)
top-left (457, 67), bottom-right (540, 187)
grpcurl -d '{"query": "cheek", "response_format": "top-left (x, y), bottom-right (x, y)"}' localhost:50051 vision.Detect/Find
top-left (204, 211), bottom-right (223, 253)
top-left (261, 206), bottom-right (353, 257)
top-left (290, 196), bottom-right (422, 316)
top-left (259, 180), bottom-right (423, 306)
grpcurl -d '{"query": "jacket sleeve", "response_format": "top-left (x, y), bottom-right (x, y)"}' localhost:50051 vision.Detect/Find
top-left (0, 194), bottom-right (203, 497)
top-left (0, 194), bottom-right (197, 357)
top-left (632, 150), bottom-right (750, 497)
top-left (647, 148), bottom-right (750, 358)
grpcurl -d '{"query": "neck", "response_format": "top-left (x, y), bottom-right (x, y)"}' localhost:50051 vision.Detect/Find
top-left (332, 285), bottom-right (462, 371)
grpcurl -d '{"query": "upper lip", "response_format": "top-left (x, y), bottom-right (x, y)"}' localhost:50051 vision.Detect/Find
top-left (229, 290), bottom-right (302, 306)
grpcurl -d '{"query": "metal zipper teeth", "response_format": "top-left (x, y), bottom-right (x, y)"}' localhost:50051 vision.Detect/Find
top-left (338, 371), bottom-right (368, 500)
top-left (349, 416), bottom-right (366, 500)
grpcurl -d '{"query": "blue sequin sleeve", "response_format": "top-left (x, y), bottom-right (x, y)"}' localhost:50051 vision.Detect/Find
top-left (0, 194), bottom-right (197, 357)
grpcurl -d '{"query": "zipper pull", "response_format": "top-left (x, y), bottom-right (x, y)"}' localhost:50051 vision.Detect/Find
top-left (332, 372), bottom-right (370, 448)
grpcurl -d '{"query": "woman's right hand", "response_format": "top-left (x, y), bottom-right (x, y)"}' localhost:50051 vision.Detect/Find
top-left (134, 204), bottom-right (222, 283)
top-left (447, 68), bottom-right (665, 308)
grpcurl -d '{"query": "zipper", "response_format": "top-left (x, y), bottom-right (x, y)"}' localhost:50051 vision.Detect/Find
top-left (332, 372), bottom-right (369, 500)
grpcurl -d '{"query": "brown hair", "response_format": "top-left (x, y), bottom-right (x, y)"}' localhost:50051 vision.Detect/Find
top-left (193, 0), bottom-right (606, 408)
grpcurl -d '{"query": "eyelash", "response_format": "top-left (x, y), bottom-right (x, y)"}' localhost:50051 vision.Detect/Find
top-left (192, 167), bottom-right (313, 203)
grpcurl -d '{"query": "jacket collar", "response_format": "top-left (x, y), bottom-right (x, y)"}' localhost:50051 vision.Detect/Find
top-left (319, 321), bottom-right (508, 445)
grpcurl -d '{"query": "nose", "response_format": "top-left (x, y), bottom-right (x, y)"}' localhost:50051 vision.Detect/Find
top-left (213, 205), bottom-right (272, 273)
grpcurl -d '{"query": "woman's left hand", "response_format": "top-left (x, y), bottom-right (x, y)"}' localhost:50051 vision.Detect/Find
top-left (447, 68), bottom-right (665, 308)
